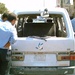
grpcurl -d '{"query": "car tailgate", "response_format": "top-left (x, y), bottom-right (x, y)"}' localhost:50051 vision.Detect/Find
top-left (11, 37), bottom-right (74, 66)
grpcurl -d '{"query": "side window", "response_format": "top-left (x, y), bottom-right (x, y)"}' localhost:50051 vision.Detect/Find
top-left (17, 18), bottom-right (24, 37)
top-left (56, 17), bottom-right (67, 37)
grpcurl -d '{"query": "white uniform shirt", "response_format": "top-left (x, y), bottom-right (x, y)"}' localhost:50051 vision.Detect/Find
top-left (0, 18), bottom-right (3, 22)
top-left (0, 21), bottom-right (17, 48)
top-left (71, 18), bottom-right (75, 32)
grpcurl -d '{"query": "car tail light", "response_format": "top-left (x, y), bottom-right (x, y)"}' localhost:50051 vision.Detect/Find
top-left (57, 52), bottom-right (75, 61)
top-left (11, 52), bottom-right (24, 61)
top-left (12, 56), bottom-right (24, 61)
top-left (57, 55), bottom-right (70, 61)
top-left (61, 56), bottom-right (70, 60)
top-left (70, 52), bottom-right (75, 60)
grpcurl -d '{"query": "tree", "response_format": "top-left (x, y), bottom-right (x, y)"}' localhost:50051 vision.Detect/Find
top-left (0, 3), bottom-right (8, 14)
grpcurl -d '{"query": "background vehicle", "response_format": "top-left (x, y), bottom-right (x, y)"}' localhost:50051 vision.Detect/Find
top-left (10, 8), bottom-right (75, 75)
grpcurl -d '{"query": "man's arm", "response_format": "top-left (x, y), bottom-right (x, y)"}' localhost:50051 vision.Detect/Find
top-left (4, 42), bottom-right (10, 48)
top-left (9, 27), bottom-right (18, 44)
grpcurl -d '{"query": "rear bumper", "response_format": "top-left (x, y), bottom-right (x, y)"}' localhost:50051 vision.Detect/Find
top-left (9, 66), bottom-right (75, 75)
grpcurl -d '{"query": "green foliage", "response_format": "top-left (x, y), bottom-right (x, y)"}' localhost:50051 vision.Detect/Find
top-left (0, 3), bottom-right (8, 14)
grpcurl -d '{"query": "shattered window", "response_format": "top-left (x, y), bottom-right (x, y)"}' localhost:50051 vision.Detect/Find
top-left (17, 14), bottom-right (67, 37)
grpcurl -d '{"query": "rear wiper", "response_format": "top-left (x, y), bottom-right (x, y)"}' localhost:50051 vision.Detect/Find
top-left (28, 36), bottom-right (47, 41)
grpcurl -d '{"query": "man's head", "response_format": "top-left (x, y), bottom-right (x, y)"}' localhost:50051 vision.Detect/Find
top-left (7, 13), bottom-right (17, 25)
top-left (1, 12), bottom-right (9, 22)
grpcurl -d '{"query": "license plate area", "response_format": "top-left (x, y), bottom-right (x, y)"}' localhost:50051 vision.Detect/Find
top-left (34, 54), bottom-right (46, 61)
top-left (24, 53), bottom-right (57, 66)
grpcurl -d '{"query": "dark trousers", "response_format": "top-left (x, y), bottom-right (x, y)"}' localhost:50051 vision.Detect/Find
top-left (0, 48), bottom-right (8, 75)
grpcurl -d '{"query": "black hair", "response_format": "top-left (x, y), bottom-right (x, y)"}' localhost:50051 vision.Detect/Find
top-left (70, 16), bottom-right (74, 20)
top-left (7, 13), bottom-right (17, 22)
top-left (2, 12), bottom-right (9, 19)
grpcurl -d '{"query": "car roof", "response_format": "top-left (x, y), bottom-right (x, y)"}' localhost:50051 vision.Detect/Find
top-left (16, 8), bottom-right (67, 15)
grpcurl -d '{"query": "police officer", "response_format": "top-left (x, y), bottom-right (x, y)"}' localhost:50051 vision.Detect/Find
top-left (0, 13), bottom-right (17, 75)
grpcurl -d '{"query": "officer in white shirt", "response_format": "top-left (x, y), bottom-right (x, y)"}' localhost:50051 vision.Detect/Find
top-left (0, 13), bottom-right (17, 75)
top-left (71, 18), bottom-right (75, 32)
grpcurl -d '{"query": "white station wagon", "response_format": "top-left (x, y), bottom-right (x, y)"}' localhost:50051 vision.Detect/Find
top-left (9, 8), bottom-right (75, 75)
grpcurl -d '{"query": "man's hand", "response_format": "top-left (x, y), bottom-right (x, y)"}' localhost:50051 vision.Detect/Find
top-left (4, 42), bottom-right (10, 48)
